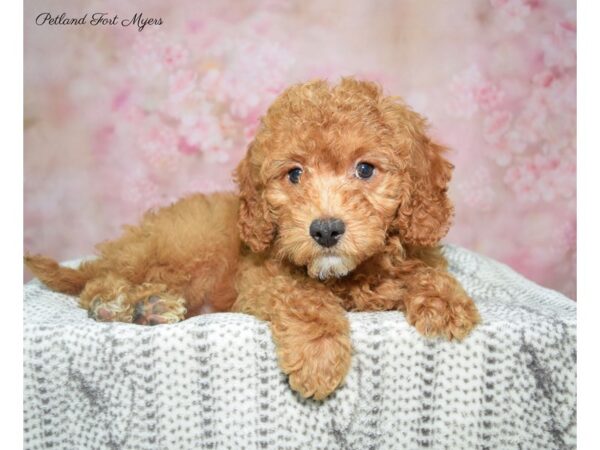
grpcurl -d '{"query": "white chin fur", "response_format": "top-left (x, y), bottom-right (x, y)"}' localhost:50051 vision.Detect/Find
top-left (308, 255), bottom-right (355, 280)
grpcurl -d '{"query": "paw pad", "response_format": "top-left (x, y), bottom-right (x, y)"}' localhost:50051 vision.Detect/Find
top-left (88, 295), bottom-right (133, 323)
top-left (132, 294), bottom-right (186, 326)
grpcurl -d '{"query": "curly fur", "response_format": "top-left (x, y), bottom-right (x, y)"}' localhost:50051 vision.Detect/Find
top-left (25, 78), bottom-right (479, 400)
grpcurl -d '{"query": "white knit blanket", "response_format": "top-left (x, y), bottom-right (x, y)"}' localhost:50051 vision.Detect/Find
top-left (23, 245), bottom-right (576, 449)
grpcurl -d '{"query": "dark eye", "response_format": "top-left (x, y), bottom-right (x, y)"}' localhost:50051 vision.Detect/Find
top-left (288, 167), bottom-right (303, 184)
top-left (355, 162), bottom-right (375, 180)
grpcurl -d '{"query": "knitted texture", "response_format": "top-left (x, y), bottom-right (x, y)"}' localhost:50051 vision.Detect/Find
top-left (23, 245), bottom-right (576, 449)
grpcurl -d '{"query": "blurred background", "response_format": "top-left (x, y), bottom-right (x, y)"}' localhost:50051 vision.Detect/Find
top-left (24, 0), bottom-right (576, 298)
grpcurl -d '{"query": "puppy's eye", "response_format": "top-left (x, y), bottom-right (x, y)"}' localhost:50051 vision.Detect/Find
top-left (355, 162), bottom-right (375, 180)
top-left (288, 167), bottom-right (303, 184)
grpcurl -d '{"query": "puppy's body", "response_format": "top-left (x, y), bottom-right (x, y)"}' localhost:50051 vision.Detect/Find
top-left (26, 79), bottom-right (479, 400)
top-left (26, 192), bottom-right (447, 316)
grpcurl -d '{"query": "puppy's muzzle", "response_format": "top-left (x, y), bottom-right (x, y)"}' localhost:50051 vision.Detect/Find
top-left (309, 218), bottom-right (345, 248)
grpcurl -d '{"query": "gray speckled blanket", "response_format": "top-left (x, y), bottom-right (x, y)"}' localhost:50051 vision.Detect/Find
top-left (23, 245), bottom-right (576, 449)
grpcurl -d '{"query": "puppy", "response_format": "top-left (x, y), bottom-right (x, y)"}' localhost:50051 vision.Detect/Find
top-left (25, 78), bottom-right (480, 400)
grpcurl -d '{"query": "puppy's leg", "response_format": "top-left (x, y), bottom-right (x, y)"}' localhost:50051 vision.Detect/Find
top-left (81, 274), bottom-right (186, 325)
top-left (80, 274), bottom-right (135, 322)
top-left (234, 276), bottom-right (351, 400)
top-left (273, 295), bottom-right (351, 400)
top-left (402, 268), bottom-right (480, 340)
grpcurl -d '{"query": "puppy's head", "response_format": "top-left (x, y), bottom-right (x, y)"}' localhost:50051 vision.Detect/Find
top-left (234, 78), bottom-right (453, 280)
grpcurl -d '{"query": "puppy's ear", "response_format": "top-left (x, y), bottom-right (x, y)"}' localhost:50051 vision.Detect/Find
top-left (234, 144), bottom-right (275, 253)
top-left (383, 101), bottom-right (454, 247)
top-left (398, 138), bottom-right (454, 246)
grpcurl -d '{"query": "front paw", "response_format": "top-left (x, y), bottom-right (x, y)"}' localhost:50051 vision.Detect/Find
top-left (278, 335), bottom-right (352, 400)
top-left (406, 292), bottom-right (480, 340)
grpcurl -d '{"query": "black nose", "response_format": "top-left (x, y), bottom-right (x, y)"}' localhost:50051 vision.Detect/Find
top-left (309, 218), bottom-right (346, 248)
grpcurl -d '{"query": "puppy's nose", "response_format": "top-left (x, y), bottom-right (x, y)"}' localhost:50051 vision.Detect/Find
top-left (309, 218), bottom-right (346, 248)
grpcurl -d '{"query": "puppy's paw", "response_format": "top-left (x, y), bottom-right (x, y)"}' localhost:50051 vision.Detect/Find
top-left (88, 294), bottom-right (134, 323)
top-left (406, 293), bottom-right (480, 340)
top-left (132, 294), bottom-right (187, 325)
top-left (279, 335), bottom-right (352, 400)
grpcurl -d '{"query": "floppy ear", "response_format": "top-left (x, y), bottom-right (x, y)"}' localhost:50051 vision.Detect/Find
top-left (233, 144), bottom-right (276, 253)
top-left (394, 136), bottom-right (454, 247)
top-left (382, 100), bottom-right (454, 247)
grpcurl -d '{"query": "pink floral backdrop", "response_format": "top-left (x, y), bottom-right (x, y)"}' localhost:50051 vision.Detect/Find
top-left (24, 0), bottom-right (576, 298)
